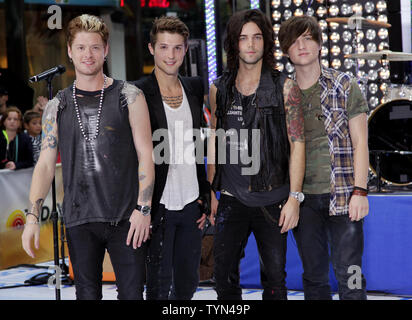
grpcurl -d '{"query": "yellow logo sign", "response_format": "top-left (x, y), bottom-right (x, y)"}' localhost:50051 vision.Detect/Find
top-left (6, 210), bottom-right (26, 229)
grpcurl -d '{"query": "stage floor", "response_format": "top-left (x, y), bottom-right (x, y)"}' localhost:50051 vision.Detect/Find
top-left (0, 261), bottom-right (411, 300)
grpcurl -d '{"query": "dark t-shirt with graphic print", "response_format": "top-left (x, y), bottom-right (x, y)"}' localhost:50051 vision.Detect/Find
top-left (220, 87), bottom-right (289, 207)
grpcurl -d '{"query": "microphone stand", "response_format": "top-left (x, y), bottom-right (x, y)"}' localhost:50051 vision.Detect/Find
top-left (46, 75), bottom-right (62, 300)
top-left (46, 75), bottom-right (73, 299)
top-left (28, 74), bottom-right (72, 300)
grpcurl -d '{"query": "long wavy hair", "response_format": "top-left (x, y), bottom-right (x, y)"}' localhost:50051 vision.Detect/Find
top-left (224, 9), bottom-right (275, 72)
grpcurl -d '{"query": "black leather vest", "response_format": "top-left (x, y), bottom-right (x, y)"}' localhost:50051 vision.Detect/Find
top-left (56, 81), bottom-right (139, 228)
top-left (212, 65), bottom-right (290, 192)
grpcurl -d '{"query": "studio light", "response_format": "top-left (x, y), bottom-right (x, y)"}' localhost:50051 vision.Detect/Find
top-left (270, 0), bottom-right (390, 108)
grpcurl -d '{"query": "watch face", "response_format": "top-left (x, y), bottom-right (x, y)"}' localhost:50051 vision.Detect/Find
top-left (297, 193), bottom-right (305, 202)
top-left (137, 205), bottom-right (151, 215)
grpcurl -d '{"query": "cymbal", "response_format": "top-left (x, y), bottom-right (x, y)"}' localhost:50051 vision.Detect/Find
top-left (370, 150), bottom-right (412, 155)
top-left (345, 50), bottom-right (412, 61)
top-left (326, 17), bottom-right (391, 29)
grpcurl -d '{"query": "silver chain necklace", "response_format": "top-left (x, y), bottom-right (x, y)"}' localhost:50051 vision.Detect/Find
top-left (73, 74), bottom-right (107, 142)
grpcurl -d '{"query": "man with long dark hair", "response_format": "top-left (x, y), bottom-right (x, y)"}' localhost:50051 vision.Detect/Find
top-left (207, 9), bottom-right (305, 300)
top-left (279, 15), bottom-right (369, 300)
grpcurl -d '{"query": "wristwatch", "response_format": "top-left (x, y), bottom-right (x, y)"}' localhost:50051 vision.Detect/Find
top-left (289, 191), bottom-right (305, 203)
top-left (136, 204), bottom-right (151, 216)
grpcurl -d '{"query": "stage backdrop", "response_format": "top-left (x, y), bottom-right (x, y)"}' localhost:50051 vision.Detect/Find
top-left (239, 194), bottom-right (412, 296)
top-left (0, 165), bottom-right (64, 270)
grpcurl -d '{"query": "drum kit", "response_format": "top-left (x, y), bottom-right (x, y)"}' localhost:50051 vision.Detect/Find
top-left (326, 17), bottom-right (412, 192)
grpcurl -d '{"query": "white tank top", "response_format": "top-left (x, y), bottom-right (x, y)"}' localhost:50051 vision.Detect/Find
top-left (159, 83), bottom-right (199, 210)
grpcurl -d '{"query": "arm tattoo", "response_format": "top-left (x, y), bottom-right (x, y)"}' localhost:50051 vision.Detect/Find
top-left (31, 198), bottom-right (44, 217)
top-left (284, 79), bottom-right (304, 142)
top-left (139, 180), bottom-right (154, 203)
top-left (41, 98), bottom-right (59, 150)
top-left (122, 83), bottom-right (143, 106)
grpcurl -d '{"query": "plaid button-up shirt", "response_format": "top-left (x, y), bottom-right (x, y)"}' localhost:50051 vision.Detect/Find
top-left (319, 68), bottom-right (355, 216)
top-left (294, 67), bottom-right (356, 215)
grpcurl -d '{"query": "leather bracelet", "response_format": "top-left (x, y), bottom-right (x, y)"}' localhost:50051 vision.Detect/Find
top-left (353, 186), bottom-right (368, 193)
top-left (352, 189), bottom-right (368, 197)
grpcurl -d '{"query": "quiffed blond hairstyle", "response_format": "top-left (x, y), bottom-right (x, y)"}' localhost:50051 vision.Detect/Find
top-left (66, 14), bottom-right (109, 47)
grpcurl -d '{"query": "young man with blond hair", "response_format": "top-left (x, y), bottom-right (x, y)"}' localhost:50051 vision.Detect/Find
top-left (21, 14), bottom-right (155, 300)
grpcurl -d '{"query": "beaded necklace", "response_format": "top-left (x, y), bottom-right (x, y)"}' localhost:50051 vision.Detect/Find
top-left (72, 74), bottom-right (107, 142)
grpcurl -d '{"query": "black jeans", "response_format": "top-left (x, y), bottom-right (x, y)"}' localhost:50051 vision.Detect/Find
top-left (213, 194), bottom-right (288, 300)
top-left (65, 220), bottom-right (146, 300)
top-left (146, 201), bottom-right (203, 300)
top-left (293, 193), bottom-right (367, 300)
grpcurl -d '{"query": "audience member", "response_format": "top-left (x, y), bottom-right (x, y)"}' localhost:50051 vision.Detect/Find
top-left (0, 106), bottom-right (34, 170)
top-left (32, 96), bottom-right (48, 116)
top-left (23, 110), bottom-right (42, 164)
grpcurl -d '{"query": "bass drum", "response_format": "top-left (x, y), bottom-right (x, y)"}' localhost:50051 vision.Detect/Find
top-left (368, 99), bottom-right (412, 185)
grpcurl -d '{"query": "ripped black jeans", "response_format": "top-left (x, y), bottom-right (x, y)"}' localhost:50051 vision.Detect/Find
top-left (213, 194), bottom-right (288, 300)
top-left (293, 193), bottom-right (367, 300)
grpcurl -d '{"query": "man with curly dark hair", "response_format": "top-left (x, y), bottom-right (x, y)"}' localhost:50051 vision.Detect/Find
top-left (207, 9), bottom-right (305, 300)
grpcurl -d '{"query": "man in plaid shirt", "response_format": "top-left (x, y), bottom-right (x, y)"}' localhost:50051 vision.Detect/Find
top-left (279, 15), bottom-right (369, 300)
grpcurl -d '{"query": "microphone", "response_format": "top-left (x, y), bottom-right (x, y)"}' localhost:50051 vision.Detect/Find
top-left (29, 65), bottom-right (66, 83)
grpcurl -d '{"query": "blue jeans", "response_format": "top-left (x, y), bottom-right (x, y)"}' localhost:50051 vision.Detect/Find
top-left (213, 194), bottom-right (288, 300)
top-left (146, 201), bottom-right (203, 300)
top-left (65, 220), bottom-right (147, 300)
top-left (293, 193), bottom-right (367, 300)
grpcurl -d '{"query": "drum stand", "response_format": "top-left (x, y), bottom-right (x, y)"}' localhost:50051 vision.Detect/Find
top-left (370, 150), bottom-right (384, 193)
top-left (380, 54), bottom-right (391, 102)
top-left (352, 21), bottom-right (369, 99)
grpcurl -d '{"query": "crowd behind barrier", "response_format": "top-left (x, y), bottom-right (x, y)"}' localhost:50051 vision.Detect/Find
top-left (0, 103), bottom-right (45, 170)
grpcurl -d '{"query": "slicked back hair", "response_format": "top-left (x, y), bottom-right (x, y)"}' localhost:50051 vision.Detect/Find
top-left (150, 16), bottom-right (189, 48)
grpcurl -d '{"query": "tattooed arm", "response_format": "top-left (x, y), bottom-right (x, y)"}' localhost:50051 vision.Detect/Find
top-left (22, 97), bottom-right (60, 258)
top-left (278, 78), bottom-right (305, 233)
top-left (125, 84), bottom-right (155, 249)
